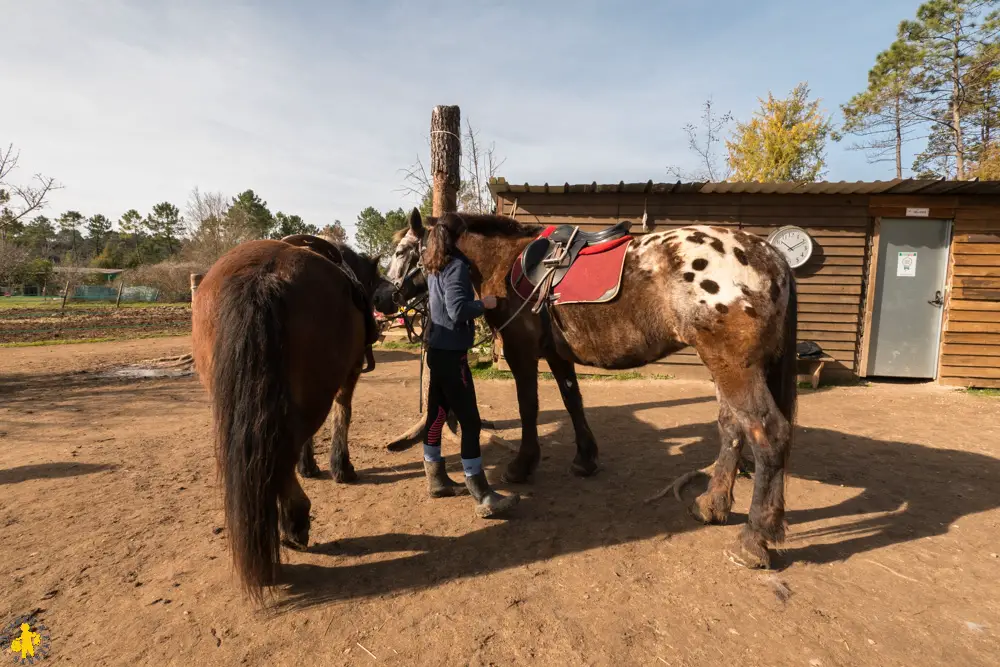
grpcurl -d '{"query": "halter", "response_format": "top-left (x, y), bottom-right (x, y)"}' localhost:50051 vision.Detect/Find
top-left (389, 236), bottom-right (426, 307)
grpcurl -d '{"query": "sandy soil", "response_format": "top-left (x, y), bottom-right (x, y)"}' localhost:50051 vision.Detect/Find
top-left (1, 336), bottom-right (999, 666)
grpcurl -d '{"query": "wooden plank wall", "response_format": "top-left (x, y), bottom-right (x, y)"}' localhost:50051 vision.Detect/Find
top-left (496, 193), bottom-right (869, 381)
top-left (939, 205), bottom-right (1000, 388)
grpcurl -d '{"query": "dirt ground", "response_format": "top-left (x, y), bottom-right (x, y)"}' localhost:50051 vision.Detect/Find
top-left (2, 337), bottom-right (999, 666)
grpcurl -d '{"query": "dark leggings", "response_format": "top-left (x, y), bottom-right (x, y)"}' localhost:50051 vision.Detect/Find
top-left (423, 347), bottom-right (482, 461)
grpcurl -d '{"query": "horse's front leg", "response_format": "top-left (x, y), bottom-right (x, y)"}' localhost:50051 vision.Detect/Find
top-left (544, 352), bottom-right (599, 477)
top-left (330, 369), bottom-right (361, 483)
top-left (296, 435), bottom-right (322, 478)
top-left (500, 340), bottom-right (541, 484)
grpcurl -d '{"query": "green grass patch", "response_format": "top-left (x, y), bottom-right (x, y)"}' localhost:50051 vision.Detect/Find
top-left (0, 331), bottom-right (187, 348)
top-left (469, 361), bottom-right (673, 382)
top-left (965, 387), bottom-right (1000, 398)
top-left (376, 339), bottom-right (422, 350)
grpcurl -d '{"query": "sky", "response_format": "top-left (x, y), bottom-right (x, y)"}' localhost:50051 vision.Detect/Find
top-left (2, 0), bottom-right (928, 236)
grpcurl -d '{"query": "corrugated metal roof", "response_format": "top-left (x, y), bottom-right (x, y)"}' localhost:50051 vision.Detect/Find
top-left (488, 177), bottom-right (1000, 196)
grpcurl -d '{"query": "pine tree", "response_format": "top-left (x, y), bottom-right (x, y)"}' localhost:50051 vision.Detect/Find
top-left (842, 41), bottom-right (926, 177)
top-left (900, 0), bottom-right (1000, 178)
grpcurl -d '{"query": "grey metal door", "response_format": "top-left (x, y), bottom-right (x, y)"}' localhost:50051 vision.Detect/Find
top-left (868, 218), bottom-right (952, 379)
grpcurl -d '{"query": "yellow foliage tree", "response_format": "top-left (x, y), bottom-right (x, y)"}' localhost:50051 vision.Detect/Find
top-left (970, 143), bottom-right (1000, 179)
top-left (726, 83), bottom-right (839, 182)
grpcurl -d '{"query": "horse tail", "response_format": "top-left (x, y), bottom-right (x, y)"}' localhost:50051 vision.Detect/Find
top-left (211, 262), bottom-right (290, 603)
top-left (767, 272), bottom-right (798, 433)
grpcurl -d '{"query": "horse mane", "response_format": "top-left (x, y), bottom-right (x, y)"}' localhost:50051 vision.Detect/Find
top-left (428, 213), bottom-right (542, 238)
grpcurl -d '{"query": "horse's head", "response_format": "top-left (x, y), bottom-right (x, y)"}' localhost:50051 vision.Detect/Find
top-left (373, 207), bottom-right (428, 314)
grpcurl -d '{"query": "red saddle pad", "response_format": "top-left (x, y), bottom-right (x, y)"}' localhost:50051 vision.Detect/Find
top-left (510, 227), bottom-right (632, 306)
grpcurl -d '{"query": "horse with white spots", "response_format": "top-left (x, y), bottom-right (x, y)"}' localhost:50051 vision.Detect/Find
top-left (373, 210), bottom-right (798, 569)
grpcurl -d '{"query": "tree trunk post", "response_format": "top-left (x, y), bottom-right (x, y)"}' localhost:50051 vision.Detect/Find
top-left (61, 279), bottom-right (71, 309)
top-left (115, 279), bottom-right (125, 308)
top-left (430, 105), bottom-right (461, 216)
top-left (190, 273), bottom-right (204, 302)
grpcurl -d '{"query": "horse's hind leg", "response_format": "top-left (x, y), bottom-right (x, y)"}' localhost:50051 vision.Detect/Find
top-left (544, 352), bottom-right (599, 477)
top-left (278, 468), bottom-right (311, 549)
top-left (716, 373), bottom-right (792, 569)
top-left (296, 436), bottom-right (322, 478)
top-left (691, 401), bottom-right (745, 524)
top-left (330, 369), bottom-right (361, 483)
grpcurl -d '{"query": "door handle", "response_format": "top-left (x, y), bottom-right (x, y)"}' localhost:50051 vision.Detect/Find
top-left (928, 290), bottom-right (944, 306)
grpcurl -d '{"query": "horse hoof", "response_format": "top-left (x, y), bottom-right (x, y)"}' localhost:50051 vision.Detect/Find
top-left (570, 458), bottom-right (599, 477)
top-left (282, 535), bottom-right (309, 552)
top-left (724, 531), bottom-right (771, 569)
top-left (331, 466), bottom-right (359, 484)
top-left (297, 462), bottom-right (322, 479)
top-left (690, 491), bottom-right (731, 525)
top-left (501, 460), bottom-right (535, 484)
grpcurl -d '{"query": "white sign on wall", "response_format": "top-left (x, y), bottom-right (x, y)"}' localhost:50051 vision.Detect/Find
top-left (906, 207), bottom-right (930, 217)
top-left (897, 251), bottom-right (918, 277)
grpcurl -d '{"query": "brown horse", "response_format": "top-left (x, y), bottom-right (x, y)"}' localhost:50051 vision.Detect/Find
top-left (373, 210), bottom-right (798, 569)
top-left (192, 235), bottom-right (385, 601)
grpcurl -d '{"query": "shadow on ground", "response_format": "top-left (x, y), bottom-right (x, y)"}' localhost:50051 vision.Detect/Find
top-left (276, 394), bottom-right (1000, 610)
top-left (0, 462), bottom-right (117, 485)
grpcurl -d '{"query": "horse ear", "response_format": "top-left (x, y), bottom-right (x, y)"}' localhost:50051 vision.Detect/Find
top-left (409, 207), bottom-right (424, 235)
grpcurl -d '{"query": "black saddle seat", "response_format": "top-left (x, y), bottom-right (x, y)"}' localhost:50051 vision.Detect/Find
top-left (547, 220), bottom-right (632, 246)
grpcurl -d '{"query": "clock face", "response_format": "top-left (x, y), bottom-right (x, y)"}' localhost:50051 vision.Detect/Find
top-left (767, 226), bottom-right (813, 269)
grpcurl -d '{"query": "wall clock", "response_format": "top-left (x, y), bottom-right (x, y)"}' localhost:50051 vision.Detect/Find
top-left (767, 225), bottom-right (814, 269)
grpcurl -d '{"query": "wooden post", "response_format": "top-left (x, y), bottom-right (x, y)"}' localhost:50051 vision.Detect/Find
top-left (115, 279), bottom-right (125, 308)
top-left (430, 105), bottom-right (461, 216)
top-left (386, 105), bottom-right (463, 452)
top-left (190, 273), bottom-right (204, 302)
top-left (61, 279), bottom-right (71, 309)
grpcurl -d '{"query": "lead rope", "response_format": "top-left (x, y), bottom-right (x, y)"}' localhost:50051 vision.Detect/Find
top-left (468, 266), bottom-right (556, 350)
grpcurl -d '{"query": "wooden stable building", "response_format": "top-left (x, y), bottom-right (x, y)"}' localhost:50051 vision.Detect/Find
top-left (489, 177), bottom-right (1000, 388)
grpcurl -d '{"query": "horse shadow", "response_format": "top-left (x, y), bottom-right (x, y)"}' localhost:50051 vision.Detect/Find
top-left (275, 392), bottom-right (1000, 610)
top-left (0, 462), bottom-right (117, 485)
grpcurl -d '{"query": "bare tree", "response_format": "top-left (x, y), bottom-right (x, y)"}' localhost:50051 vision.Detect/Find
top-left (0, 143), bottom-right (61, 242)
top-left (183, 187), bottom-right (239, 263)
top-left (397, 153), bottom-right (432, 206)
top-left (666, 97), bottom-right (734, 182)
top-left (0, 240), bottom-right (31, 288)
top-left (459, 119), bottom-right (506, 214)
top-left (397, 117), bottom-right (506, 214)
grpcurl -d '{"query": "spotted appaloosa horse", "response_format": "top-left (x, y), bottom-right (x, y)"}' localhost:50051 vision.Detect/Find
top-left (374, 210), bottom-right (798, 569)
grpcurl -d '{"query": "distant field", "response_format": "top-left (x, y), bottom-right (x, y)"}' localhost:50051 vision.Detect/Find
top-left (0, 299), bottom-right (192, 346)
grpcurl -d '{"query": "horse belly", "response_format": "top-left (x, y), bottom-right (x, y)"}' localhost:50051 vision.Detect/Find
top-left (550, 266), bottom-right (687, 370)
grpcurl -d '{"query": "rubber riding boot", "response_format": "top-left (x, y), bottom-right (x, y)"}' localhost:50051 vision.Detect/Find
top-left (465, 471), bottom-right (520, 518)
top-left (424, 460), bottom-right (470, 498)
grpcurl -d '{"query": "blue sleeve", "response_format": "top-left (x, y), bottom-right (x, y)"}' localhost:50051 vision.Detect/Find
top-left (444, 261), bottom-right (485, 323)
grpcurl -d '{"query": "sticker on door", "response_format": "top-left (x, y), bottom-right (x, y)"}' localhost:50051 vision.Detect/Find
top-left (897, 251), bottom-right (917, 277)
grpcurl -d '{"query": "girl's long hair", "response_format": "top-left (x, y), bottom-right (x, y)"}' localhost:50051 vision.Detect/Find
top-left (422, 214), bottom-right (467, 274)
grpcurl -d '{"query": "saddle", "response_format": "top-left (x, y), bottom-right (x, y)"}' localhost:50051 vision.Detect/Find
top-left (512, 221), bottom-right (633, 312)
top-left (281, 233), bottom-right (343, 265)
top-left (281, 234), bottom-right (380, 373)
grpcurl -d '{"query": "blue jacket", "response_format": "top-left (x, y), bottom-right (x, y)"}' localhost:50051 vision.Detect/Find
top-left (426, 251), bottom-right (485, 351)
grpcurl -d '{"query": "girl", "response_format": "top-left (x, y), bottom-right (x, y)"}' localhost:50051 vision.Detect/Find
top-left (420, 214), bottom-right (520, 518)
